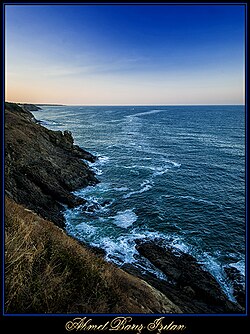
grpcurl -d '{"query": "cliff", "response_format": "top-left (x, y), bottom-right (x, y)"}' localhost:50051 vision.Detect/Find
top-left (5, 196), bottom-right (181, 314)
top-left (5, 102), bottom-right (98, 228)
top-left (4, 102), bottom-right (182, 314)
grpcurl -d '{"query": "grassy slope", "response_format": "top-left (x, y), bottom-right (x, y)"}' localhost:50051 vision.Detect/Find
top-left (5, 196), bottom-right (181, 314)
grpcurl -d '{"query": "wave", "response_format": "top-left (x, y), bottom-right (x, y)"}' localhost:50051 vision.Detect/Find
top-left (179, 195), bottom-right (216, 206)
top-left (113, 186), bottom-right (129, 192)
top-left (39, 119), bottom-right (63, 126)
top-left (162, 194), bottom-right (217, 207)
top-left (120, 160), bottom-right (180, 175)
top-left (65, 216), bottom-right (97, 242)
top-left (198, 252), bottom-right (236, 301)
top-left (126, 109), bottom-right (164, 118)
top-left (112, 209), bottom-right (138, 228)
top-left (97, 155), bottom-right (110, 164)
top-left (228, 259), bottom-right (245, 279)
top-left (123, 180), bottom-right (153, 199)
top-left (73, 182), bottom-right (112, 198)
top-left (91, 166), bottom-right (103, 175)
top-left (65, 203), bottom-right (241, 302)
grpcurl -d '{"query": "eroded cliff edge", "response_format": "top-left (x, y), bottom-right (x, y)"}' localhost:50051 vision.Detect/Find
top-left (5, 102), bottom-right (98, 228)
top-left (5, 102), bottom-right (182, 314)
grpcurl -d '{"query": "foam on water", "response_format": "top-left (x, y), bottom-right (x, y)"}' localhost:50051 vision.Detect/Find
top-left (75, 222), bottom-right (97, 236)
top-left (74, 182), bottom-right (112, 198)
top-left (126, 109), bottom-right (164, 118)
top-left (91, 166), bottom-right (103, 175)
top-left (123, 181), bottom-right (153, 199)
top-left (229, 259), bottom-right (245, 279)
top-left (112, 209), bottom-right (138, 228)
top-left (97, 155), bottom-right (110, 164)
top-left (39, 119), bottom-right (63, 126)
top-left (65, 218), bottom-right (97, 242)
top-left (113, 186), bottom-right (129, 192)
top-left (65, 201), bottom-right (242, 302)
top-left (178, 195), bottom-right (217, 206)
top-left (198, 252), bottom-right (236, 301)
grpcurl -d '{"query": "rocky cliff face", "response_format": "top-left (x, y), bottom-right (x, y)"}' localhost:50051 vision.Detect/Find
top-left (130, 240), bottom-right (244, 313)
top-left (5, 102), bottom-right (98, 227)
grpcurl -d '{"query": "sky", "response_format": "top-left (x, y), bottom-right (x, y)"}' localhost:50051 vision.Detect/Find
top-left (5, 4), bottom-right (245, 105)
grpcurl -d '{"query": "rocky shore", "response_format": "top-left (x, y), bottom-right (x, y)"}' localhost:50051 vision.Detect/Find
top-left (123, 240), bottom-right (244, 313)
top-left (5, 102), bottom-right (98, 228)
top-left (4, 102), bottom-right (245, 314)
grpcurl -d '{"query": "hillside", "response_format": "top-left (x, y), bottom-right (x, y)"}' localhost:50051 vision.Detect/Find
top-left (5, 196), bottom-right (181, 313)
top-left (5, 102), bottom-right (98, 228)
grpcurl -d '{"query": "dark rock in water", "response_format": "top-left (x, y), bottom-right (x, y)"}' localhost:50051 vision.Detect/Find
top-left (101, 200), bottom-right (112, 207)
top-left (5, 102), bottom-right (99, 228)
top-left (82, 202), bottom-right (101, 213)
top-left (224, 266), bottom-right (245, 308)
top-left (134, 239), bottom-right (243, 313)
top-left (81, 199), bottom-right (112, 214)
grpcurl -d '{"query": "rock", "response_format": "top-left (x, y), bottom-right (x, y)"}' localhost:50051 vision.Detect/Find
top-left (5, 102), bottom-right (99, 228)
top-left (18, 103), bottom-right (42, 111)
top-left (81, 202), bottom-right (101, 213)
top-left (224, 266), bottom-right (245, 308)
top-left (134, 239), bottom-right (243, 313)
top-left (182, 285), bottom-right (196, 297)
top-left (87, 245), bottom-right (107, 257)
top-left (81, 199), bottom-right (112, 213)
top-left (114, 268), bottom-right (183, 313)
top-left (101, 200), bottom-right (112, 207)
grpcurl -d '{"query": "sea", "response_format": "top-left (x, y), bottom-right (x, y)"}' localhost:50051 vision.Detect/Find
top-left (33, 105), bottom-right (245, 301)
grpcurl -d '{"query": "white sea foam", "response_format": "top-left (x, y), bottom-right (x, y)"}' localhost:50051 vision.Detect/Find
top-left (113, 186), bottom-right (129, 192)
top-left (74, 182), bottom-right (111, 198)
top-left (170, 161), bottom-right (181, 168)
top-left (112, 209), bottom-right (138, 228)
top-left (91, 167), bottom-right (103, 175)
top-left (96, 237), bottom-right (137, 264)
top-left (65, 218), bottom-right (97, 242)
top-left (199, 252), bottom-right (236, 302)
top-left (75, 222), bottom-right (97, 236)
top-left (123, 182), bottom-right (153, 199)
top-left (97, 156), bottom-right (110, 164)
top-left (126, 109), bottom-right (164, 118)
top-left (65, 204), bottom-right (238, 302)
top-left (229, 259), bottom-right (245, 278)
top-left (178, 195), bottom-right (216, 206)
top-left (152, 166), bottom-right (170, 176)
top-left (120, 159), bottom-right (180, 178)
top-left (40, 119), bottom-right (62, 126)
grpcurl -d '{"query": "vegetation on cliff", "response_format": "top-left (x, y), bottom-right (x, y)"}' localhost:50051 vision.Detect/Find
top-left (5, 196), bottom-right (181, 314)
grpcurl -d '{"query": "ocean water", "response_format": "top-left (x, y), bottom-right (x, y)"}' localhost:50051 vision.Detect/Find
top-left (33, 105), bottom-right (245, 300)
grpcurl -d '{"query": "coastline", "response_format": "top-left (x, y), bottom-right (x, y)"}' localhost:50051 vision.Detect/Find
top-left (4, 102), bottom-right (245, 314)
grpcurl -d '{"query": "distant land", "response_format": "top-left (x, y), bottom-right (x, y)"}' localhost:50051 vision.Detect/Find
top-left (12, 102), bottom-right (245, 107)
top-left (36, 103), bottom-right (65, 106)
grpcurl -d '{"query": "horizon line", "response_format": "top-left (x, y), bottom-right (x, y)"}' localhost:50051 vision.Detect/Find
top-left (6, 101), bottom-right (245, 107)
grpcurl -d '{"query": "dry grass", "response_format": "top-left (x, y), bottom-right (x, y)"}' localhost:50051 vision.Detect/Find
top-left (5, 197), bottom-right (125, 314)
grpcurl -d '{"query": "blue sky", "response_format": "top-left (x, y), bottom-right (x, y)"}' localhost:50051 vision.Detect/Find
top-left (5, 4), bottom-right (245, 105)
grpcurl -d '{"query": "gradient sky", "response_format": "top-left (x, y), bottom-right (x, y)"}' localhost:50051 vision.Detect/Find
top-left (5, 4), bottom-right (245, 105)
